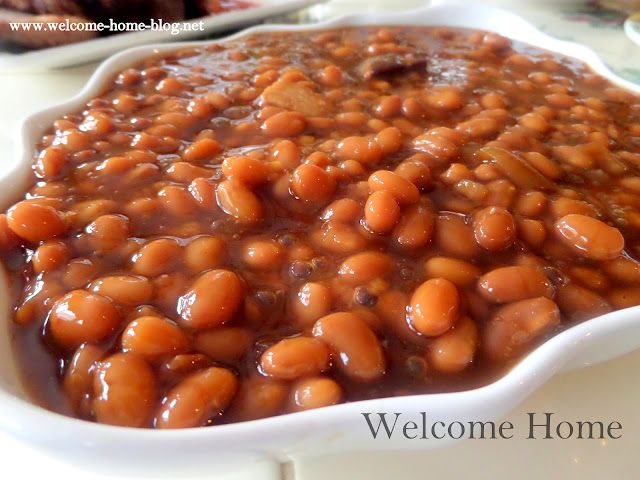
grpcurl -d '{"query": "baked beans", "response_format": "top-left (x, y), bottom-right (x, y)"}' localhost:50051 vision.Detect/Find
top-left (5, 26), bottom-right (640, 428)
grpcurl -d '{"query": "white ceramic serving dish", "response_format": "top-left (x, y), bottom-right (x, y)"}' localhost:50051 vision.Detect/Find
top-left (1, 3), bottom-right (640, 478)
top-left (0, 0), bottom-right (325, 72)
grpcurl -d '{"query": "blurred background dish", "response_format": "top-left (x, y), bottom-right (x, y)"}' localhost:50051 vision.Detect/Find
top-left (624, 11), bottom-right (640, 45)
top-left (0, 0), bottom-right (325, 71)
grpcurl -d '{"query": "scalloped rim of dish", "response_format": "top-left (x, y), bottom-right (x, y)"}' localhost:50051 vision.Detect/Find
top-left (2, 0), bottom-right (640, 458)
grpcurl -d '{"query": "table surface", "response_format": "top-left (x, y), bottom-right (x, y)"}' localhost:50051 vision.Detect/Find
top-left (1, 1), bottom-right (640, 478)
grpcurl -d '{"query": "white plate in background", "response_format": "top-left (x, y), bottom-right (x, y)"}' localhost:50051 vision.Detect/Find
top-left (0, 0), bottom-right (324, 72)
top-left (624, 11), bottom-right (640, 46)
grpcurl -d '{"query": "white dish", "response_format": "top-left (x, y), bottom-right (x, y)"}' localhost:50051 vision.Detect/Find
top-left (0, 0), bottom-right (324, 72)
top-left (625, 12), bottom-right (640, 47)
top-left (1, 3), bottom-right (640, 477)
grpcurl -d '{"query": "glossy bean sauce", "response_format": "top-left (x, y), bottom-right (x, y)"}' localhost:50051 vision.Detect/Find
top-left (2, 26), bottom-right (640, 428)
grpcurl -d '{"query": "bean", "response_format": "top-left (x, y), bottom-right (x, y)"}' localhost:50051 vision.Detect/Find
top-left (312, 221), bottom-right (367, 254)
top-left (375, 127), bottom-right (403, 154)
top-left (478, 265), bottom-right (553, 303)
top-left (352, 307), bottom-right (383, 332)
top-left (98, 156), bottom-right (138, 175)
top-left (412, 127), bottom-right (461, 161)
top-left (159, 354), bottom-right (211, 384)
top-left (480, 146), bottom-right (552, 191)
top-left (428, 316), bottom-right (479, 373)
top-left (402, 97), bottom-right (425, 119)
top-left (60, 129), bottom-right (91, 151)
top-left (166, 162), bottom-right (213, 183)
top-left (424, 257), bottom-right (480, 287)
top-left (85, 214), bottom-right (129, 253)
top-left (603, 257), bottom-right (640, 285)
top-left (312, 312), bottom-right (385, 381)
top-left (409, 278), bottom-right (460, 336)
top-left (550, 197), bottom-right (597, 219)
top-left (472, 206), bottom-right (516, 251)
top-left (376, 95), bottom-right (402, 118)
top-left (156, 77), bottom-right (185, 95)
top-left (121, 316), bottom-right (188, 360)
top-left (216, 180), bottom-right (264, 225)
top-left (374, 290), bottom-right (420, 345)
top-left (338, 251), bottom-right (393, 285)
top-left (35, 146), bottom-right (67, 179)
top-left (242, 239), bottom-right (283, 270)
top-left (442, 163), bottom-right (472, 184)
top-left (336, 136), bottom-right (383, 164)
top-left (568, 266), bottom-right (609, 291)
top-left (193, 327), bottom-right (251, 362)
top-left (182, 138), bottom-right (221, 162)
top-left (158, 185), bottom-right (196, 216)
top-left (228, 377), bottom-right (288, 421)
top-left (554, 214), bottom-right (624, 261)
top-left (188, 178), bottom-right (217, 211)
top-left (262, 111), bottom-right (307, 137)
top-left (519, 112), bottom-right (549, 133)
top-left (0, 214), bottom-right (19, 250)
top-left (484, 297), bottom-right (560, 361)
top-left (337, 111), bottom-right (368, 128)
top-left (608, 288), bottom-right (640, 309)
top-left (49, 290), bottom-right (120, 349)
top-left (521, 151), bottom-right (562, 180)
top-left (484, 179), bottom-right (517, 208)
top-left (183, 236), bottom-right (225, 273)
top-left (291, 164), bottom-right (336, 202)
top-left (178, 269), bottom-right (243, 329)
top-left (365, 190), bottom-right (400, 234)
top-left (62, 258), bottom-right (100, 290)
top-left (63, 344), bottom-right (103, 413)
top-left (93, 353), bottom-right (156, 427)
top-left (132, 239), bottom-right (182, 277)
top-left (291, 377), bottom-right (342, 411)
top-left (394, 159), bottom-right (432, 190)
top-left (515, 191), bottom-right (547, 217)
top-left (456, 117), bottom-right (500, 139)
top-left (425, 86), bottom-right (463, 111)
top-left (321, 198), bottom-right (361, 223)
top-left (481, 92), bottom-right (507, 109)
top-left (555, 283), bottom-right (611, 320)
top-left (291, 282), bottom-right (333, 328)
top-left (368, 170), bottom-right (419, 205)
top-left (69, 199), bottom-right (117, 227)
top-left (271, 139), bottom-right (301, 169)
top-left (7, 201), bottom-right (66, 242)
top-left (546, 93), bottom-right (575, 109)
top-left (90, 275), bottom-right (153, 305)
top-left (393, 202), bottom-right (434, 250)
top-left (434, 213), bottom-right (479, 258)
top-left (260, 336), bottom-right (330, 380)
top-left (222, 156), bottom-right (269, 186)
top-left (553, 144), bottom-right (596, 169)
top-left (319, 65), bottom-right (342, 86)
top-left (155, 367), bottom-right (238, 429)
top-left (32, 241), bottom-right (69, 273)
top-left (205, 91), bottom-right (231, 110)
top-left (152, 272), bottom-right (189, 311)
top-left (340, 159), bottom-right (366, 177)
